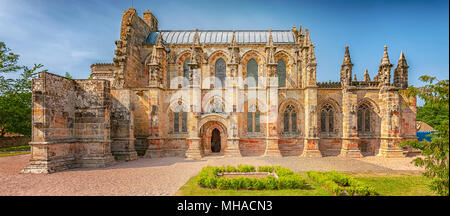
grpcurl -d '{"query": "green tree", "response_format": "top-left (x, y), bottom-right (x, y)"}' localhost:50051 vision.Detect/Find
top-left (417, 102), bottom-right (448, 129)
top-left (0, 42), bottom-right (46, 137)
top-left (400, 75), bottom-right (449, 196)
top-left (65, 72), bottom-right (72, 79)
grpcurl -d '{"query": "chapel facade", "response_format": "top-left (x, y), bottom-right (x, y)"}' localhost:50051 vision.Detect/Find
top-left (22, 9), bottom-right (417, 173)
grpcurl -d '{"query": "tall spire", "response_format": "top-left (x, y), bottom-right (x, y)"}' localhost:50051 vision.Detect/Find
top-left (309, 43), bottom-right (316, 63)
top-left (380, 45), bottom-right (391, 65)
top-left (303, 28), bottom-right (311, 47)
top-left (394, 50), bottom-right (409, 88)
top-left (266, 29), bottom-right (277, 66)
top-left (149, 44), bottom-right (158, 65)
top-left (340, 45), bottom-right (353, 86)
top-left (376, 45), bottom-right (393, 85)
top-left (398, 50), bottom-right (408, 67)
top-left (156, 30), bottom-right (164, 48)
top-left (298, 25), bottom-right (304, 45)
top-left (266, 29), bottom-right (274, 47)
top-left (231, 30), bottom-right (237, 47)
top-left (193, 28), bottom-right (200, 47)
top-left (343, 45), bottom-right (352, 65)
top-left (363, 69), bottom-right (371, 82)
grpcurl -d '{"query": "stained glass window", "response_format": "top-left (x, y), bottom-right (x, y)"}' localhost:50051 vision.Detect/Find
top-left (182, 112), bottom-right (187, 132)
top-left (247, 59), bottom-right (258, 87)
top-left (277, 60), bottom-right (286, 87)
top-left (247, 112), bottom-right (253, 132)
top-left (320, 104), bottom-right (334, 133)
top-left (215, 58), bottom-right (226, 88)
top-left (357, 104), bottom-right (371, 132)
top-left (284, 105), bottom-right (297, 133)
top-left (183, 59), bottom-right (190, 87)
top-left (255, 111), bottom-right (260, 132)
top-left (174, 112), bottom-right (179, 132)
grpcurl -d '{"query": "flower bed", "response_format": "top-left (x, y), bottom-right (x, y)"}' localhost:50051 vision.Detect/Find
top-left (307, 171), bottom-right (379, 196)
top-left (197, 165), bottom-right (308, 190)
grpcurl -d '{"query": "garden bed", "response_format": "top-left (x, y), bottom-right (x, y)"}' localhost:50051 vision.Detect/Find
top-left (307, 171), bottom-right (379, 196)
top-left (197, 165), bottom-right (308, 190)
top-left (218, 172), bottom-right (277, 179)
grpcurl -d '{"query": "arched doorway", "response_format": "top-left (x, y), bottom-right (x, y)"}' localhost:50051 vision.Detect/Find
top-left (199, 119), bottom-right (227, 155)
top-left (211, 128), bottom-right (221, 152)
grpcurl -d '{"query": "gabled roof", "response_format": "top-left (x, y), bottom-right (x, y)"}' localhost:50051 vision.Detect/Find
top-left (145, 30), bottom-right (296, 45)
top-left (416, 121), bottom-right (437, 132)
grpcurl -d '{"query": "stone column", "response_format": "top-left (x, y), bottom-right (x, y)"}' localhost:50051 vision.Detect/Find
top-left (110, 89), bottom-right (138, 161)
top-left (264, 74), bottom-right (281, 156)
top-left (185, 66), bottom-right (202, 159)
top-left (301, 87), bottom-right (322, 157)
top-left (225, 64), bottom-right (241, 156)
top-left (144, 88), bottom-right (164, 158)
top-left (339, 88), bottom-right (362, 157)
top-left (378, 87), bottom-right (404, 157)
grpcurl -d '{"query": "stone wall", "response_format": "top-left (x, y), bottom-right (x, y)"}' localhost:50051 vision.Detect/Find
top-left (22, 72), bottom-right (114, 173)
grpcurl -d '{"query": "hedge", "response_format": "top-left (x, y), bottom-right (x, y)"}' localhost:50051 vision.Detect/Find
top-left (307, 171), bottom-right (378, 196)
top-left (197, 165), bottom-right (308, 190)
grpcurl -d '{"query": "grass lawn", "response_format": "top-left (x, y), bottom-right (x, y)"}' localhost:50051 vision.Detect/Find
top-left (176, 171), bottom-right (437, 196)
top-left (0, 151), bottom-right (30, 157)
top-left (351, 173), bottom-right (436, 196)
top-left (0, 145), bottom-right (30, 152)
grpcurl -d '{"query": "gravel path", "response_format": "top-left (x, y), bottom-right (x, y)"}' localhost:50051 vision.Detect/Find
top-left (0, 154), bottom-right (423, 196)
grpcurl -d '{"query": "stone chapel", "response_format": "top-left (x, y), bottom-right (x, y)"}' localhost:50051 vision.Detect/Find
top-left (22, 9), bottom-right (417, 173)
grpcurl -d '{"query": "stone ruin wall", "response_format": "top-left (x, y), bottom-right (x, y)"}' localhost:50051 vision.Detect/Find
top-left (22, 72), bottom-right (114, 173)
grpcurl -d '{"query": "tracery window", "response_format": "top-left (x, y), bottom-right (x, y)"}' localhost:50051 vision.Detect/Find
top-left (277, 59), bottom-right (286, 87)
top-left (183, 59), bottom-right (190, 87)
top-left (215, 58), bottom-right (226, 88)
top-left (247, 104), bottom-right (260, 132)
top-left (247, 59), bottom-right (258, 87)
top-left (173, 105), bottom-right (187, 133)
top-left (357, 104), bottom-right (371, 133)
top-left (320, 104), bottom-right (334, 133)
top-left (283, 104), bottom-right (297, 133)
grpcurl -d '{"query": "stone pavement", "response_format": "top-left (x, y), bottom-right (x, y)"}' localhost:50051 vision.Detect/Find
top-left (0, 154), bottom-right (423, 196)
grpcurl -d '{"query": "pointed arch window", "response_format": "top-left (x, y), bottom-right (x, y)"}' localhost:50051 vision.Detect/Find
top-left (357, 104), bottom-right (371, 133)
top-left (183, 59), bottom-right (190, 87)
top-left (277, 59), bottom-right (286, 87)
top-left (215, 58), bottom-right (226, 88)
top-left (320, 104), bottom-right (334, 133)
top-left (283, 104), bottom-right (297, 133)
top-left (247, 59), bottom-right (258, 87)
top-left (247, 104), bottom-right (260, 132)
top-left (173, 105), bottom-right (187, 133)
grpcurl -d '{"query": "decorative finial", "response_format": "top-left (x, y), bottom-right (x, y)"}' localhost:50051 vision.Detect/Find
top-left (343, 45), bottom-right (352, 65)
top-left (381, 45), bottom-right (391, 65)
top-left (363, 69), bottom-right (371, 82)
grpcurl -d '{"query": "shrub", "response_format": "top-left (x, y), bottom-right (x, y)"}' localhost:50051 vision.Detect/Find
top-left (237, 164), bottom-right (256, 172)
top-left (307, 171), bottom-right (378, 196)
top-left (265, 176), bottom-right (278, 190)
top-left (197, 165), bottom-right (308, 190)
top-left (257, 166), bottom-right (274, 173)
top-left (225, 165), bottom-right (237, 172)
top-left (274, 166), bottom-right (294, 177)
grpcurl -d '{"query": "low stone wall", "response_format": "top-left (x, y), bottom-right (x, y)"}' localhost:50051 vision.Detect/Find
top-left (0, 137), bottom-right (31, 148)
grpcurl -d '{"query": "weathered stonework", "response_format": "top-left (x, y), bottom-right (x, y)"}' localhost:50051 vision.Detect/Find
top-left (23, 8), bottom-right (417, 173)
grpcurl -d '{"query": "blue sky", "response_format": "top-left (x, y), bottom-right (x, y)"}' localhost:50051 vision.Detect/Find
top-left (0, 0), bottom-right (448, 89)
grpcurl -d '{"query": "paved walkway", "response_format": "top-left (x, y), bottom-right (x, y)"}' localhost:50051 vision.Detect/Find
top-left (0, 154), bottom-right (423, 196)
